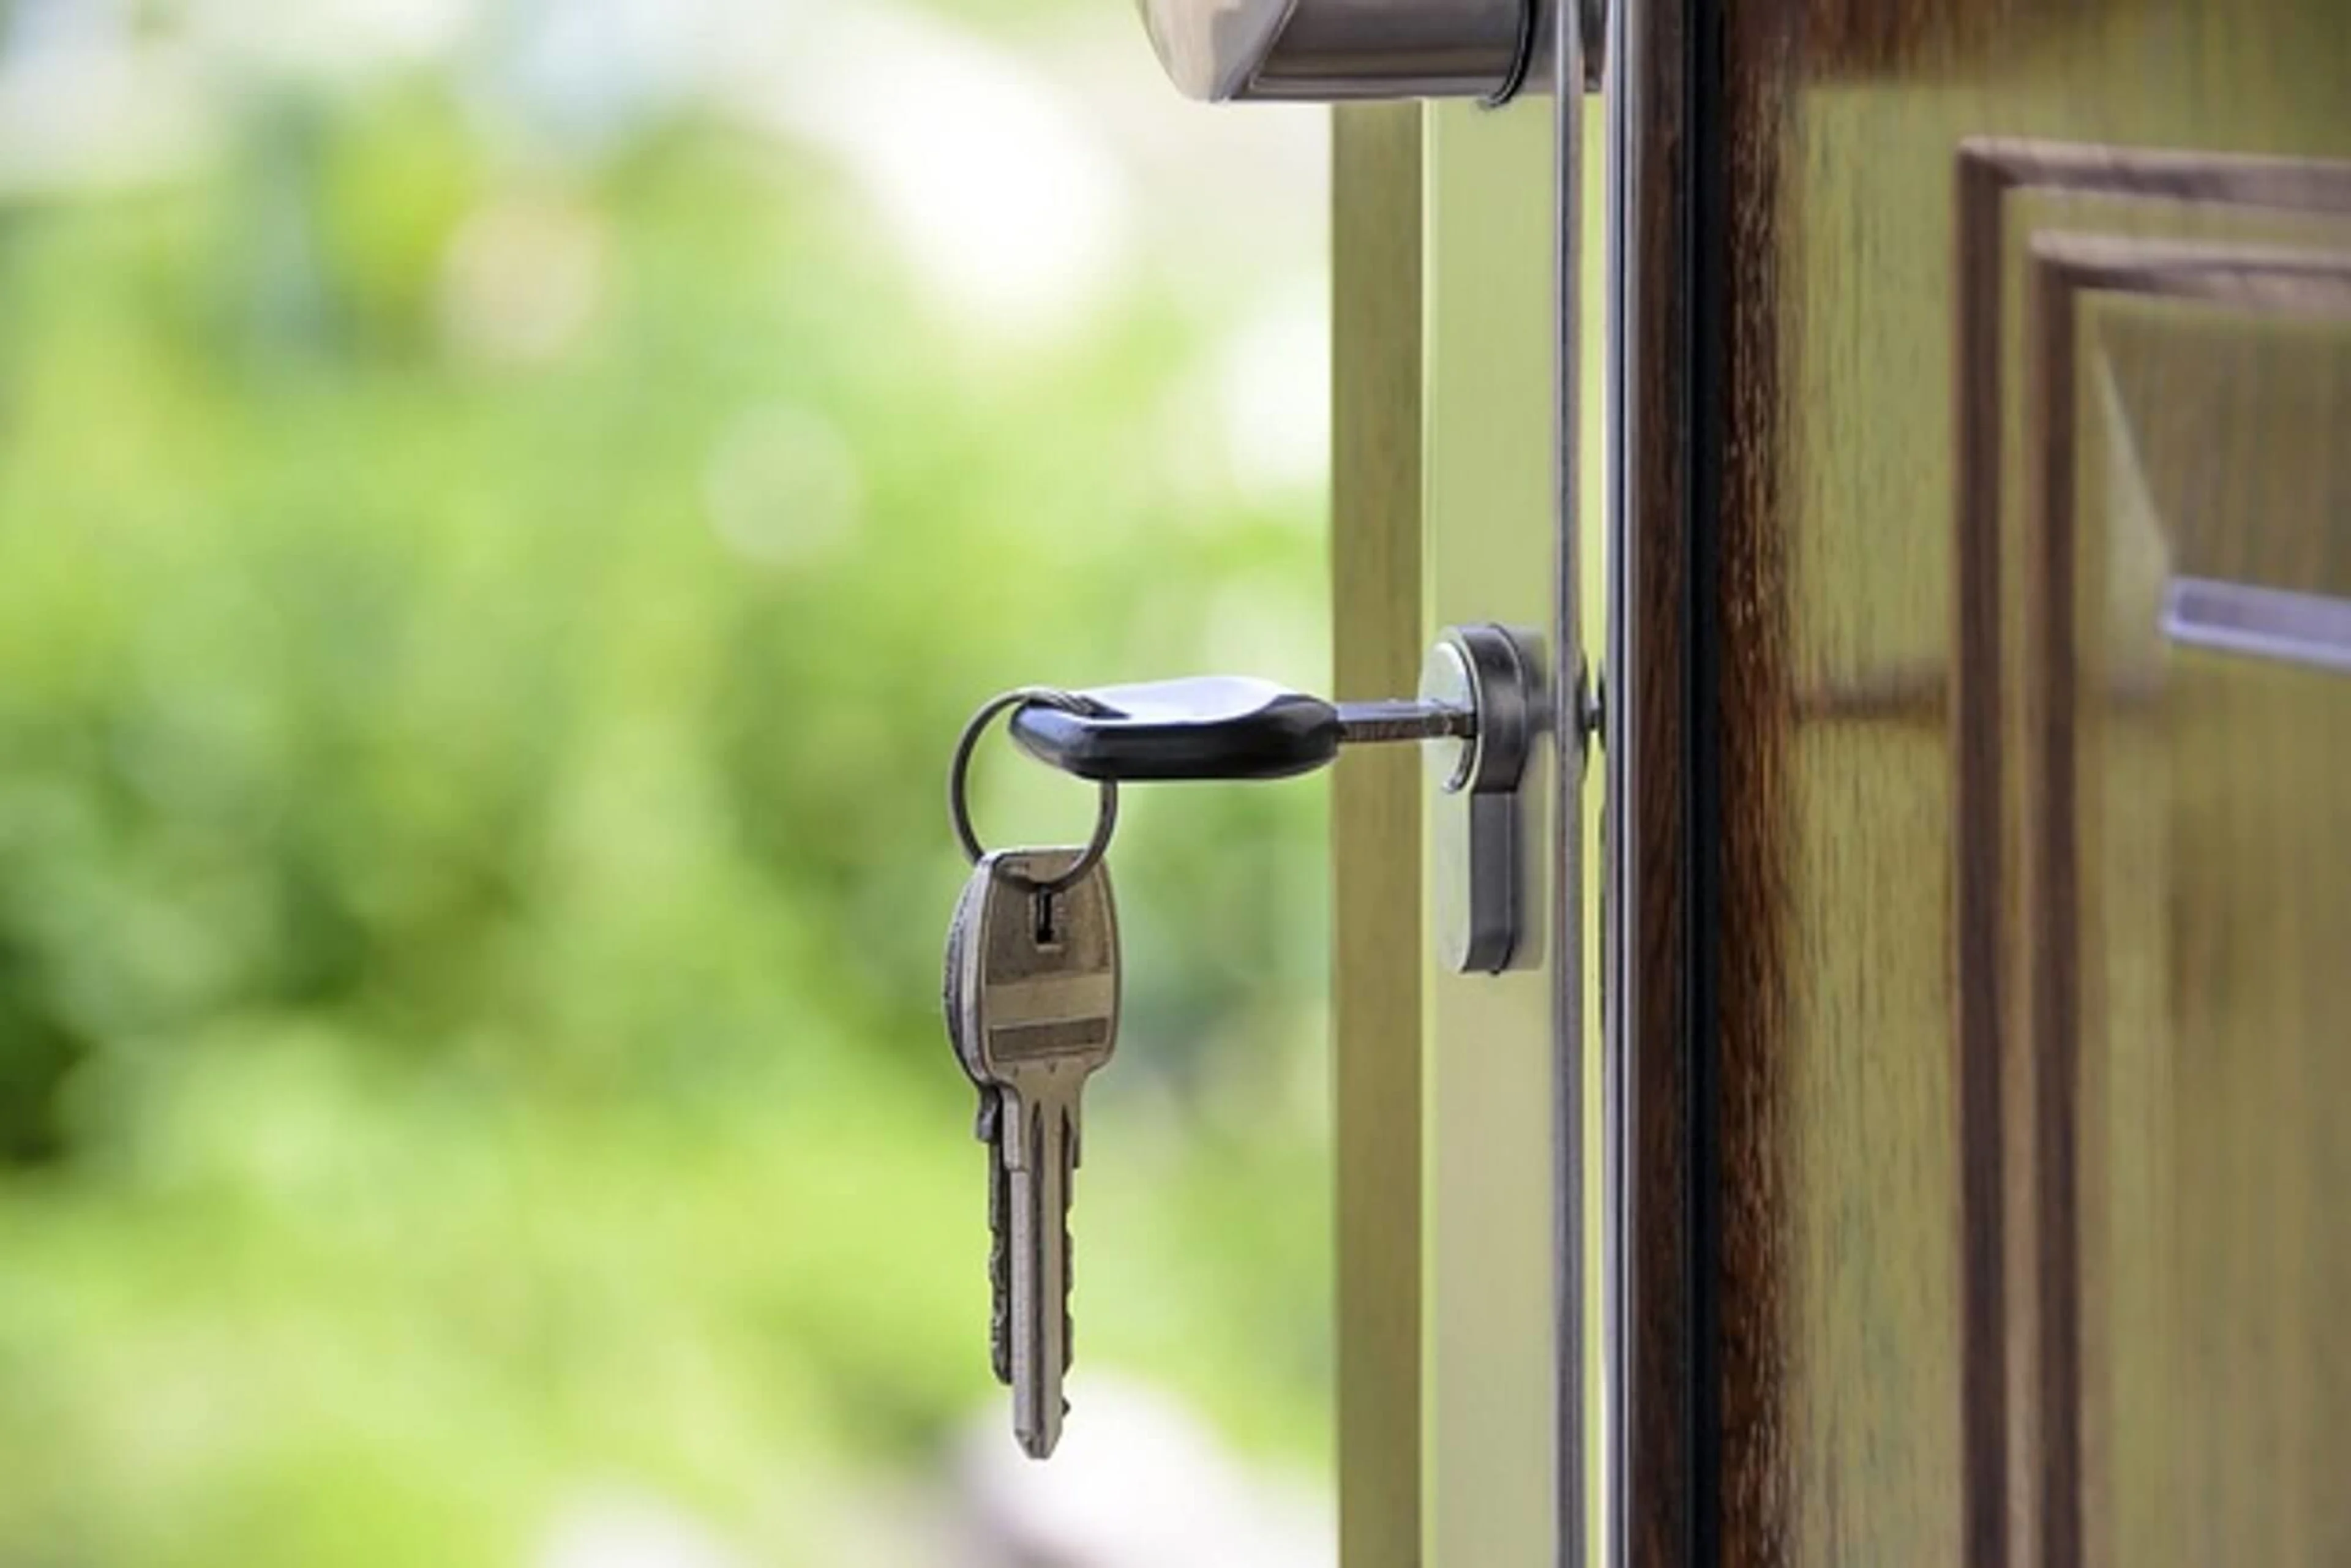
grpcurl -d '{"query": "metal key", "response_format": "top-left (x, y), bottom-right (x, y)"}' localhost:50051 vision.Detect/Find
top-left (951, 847), bottom-right (1120, 1460)
top-left (942, 863), bottom-right (1014, 1387)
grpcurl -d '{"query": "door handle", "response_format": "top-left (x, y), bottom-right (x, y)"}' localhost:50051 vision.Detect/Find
top-left (1136, 0), bottom-right (1605, 104)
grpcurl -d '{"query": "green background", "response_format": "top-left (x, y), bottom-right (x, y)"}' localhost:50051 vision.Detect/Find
top-left (0, 1), bottom-right (1334, 1560)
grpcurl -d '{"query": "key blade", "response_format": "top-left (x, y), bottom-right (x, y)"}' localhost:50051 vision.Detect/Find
top-left (1006, 1085), bottom-right (1074, 1460)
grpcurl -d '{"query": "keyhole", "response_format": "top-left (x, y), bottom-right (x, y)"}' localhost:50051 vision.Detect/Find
top-left (1033, 888), bottom-right (1063, 948)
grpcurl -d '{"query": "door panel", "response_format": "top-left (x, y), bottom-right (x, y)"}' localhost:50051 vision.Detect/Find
top-left (1332, 96), bottom-right (1572, 1568)
top-left (2038, 257), bottom-right (2351, 1566)
top-left (1422, 97), bottom-right (1565, 1568)
top-left (1619, 1), bottom-right (2351, 1562)
top-left (1962, 144), bottom-right (2351, 1567)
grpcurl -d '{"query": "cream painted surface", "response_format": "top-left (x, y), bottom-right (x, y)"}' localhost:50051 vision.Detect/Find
top-left (1419, 98), bottom-right (1562, 1568)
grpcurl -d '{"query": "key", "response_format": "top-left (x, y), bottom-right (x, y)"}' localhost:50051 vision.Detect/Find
top-left (1005, 675), bottom-right (1472, 782)
top-left (955, 847), bottom-right (1120, 1460)
top-left (943, 863), bottom-right (1015, 1387)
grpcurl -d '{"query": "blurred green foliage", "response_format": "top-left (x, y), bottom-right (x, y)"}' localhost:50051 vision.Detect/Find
top-left (0, 30), bottom-right (1329, 1564)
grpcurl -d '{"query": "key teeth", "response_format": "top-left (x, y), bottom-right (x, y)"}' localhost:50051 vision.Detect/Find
top-left (988, 1119), bottom-right (1013, 1387)
top-left (990, 1234), bottom-right (1013, 1386)
top-left (991, 1274), bottom-right (1013, 1384)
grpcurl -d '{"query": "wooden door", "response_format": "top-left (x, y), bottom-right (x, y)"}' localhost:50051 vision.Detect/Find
top-left (1615, 0), bottom-right (2351, 1562)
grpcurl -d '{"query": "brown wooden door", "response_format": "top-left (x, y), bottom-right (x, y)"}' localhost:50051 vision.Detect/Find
top-left (1612, 1), bottom-right (2351, 1563)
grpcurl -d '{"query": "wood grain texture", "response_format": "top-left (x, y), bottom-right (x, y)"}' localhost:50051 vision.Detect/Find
top-left (1331, 102), bottom-right (1423, 1568)
top-left (1610, 0), bottom-right (1695, 1559)
top-left (1710, 4), bottom-right (1799, 1564)
top-left (1630, 0), bottom-right (2351, 1564)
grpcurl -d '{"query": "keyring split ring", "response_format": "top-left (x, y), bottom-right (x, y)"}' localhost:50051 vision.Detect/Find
top-left (950, 688), bottom-right (1120, 894)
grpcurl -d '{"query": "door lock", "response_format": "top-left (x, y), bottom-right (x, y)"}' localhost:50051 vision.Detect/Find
top-left (1002, 625), bottom-right (1552, 973)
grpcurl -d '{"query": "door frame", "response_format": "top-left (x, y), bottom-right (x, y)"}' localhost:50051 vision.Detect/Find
top-left (1331, 31), bottom-right (1605, 1559)
top-left (1608, 0), bottom-right (1707, 1561)
top-left (1330, 99), bottom-right (1430, 1568)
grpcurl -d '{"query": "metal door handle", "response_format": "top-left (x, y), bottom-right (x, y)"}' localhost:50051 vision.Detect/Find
top-left (1136, 0), bottom-right (1603, 103)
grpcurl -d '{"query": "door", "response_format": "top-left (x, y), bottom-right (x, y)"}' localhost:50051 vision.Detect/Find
top-left (1133, 15), bottom-right (1601, 1560)
top-left (1616, 0), bottom-right (2351, 1563)
top-left (1332, 96), bottom-right (1597, 1568)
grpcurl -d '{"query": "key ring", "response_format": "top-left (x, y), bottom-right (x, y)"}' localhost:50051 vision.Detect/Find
top-left (950, 688), bottom-right (1120, 895)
